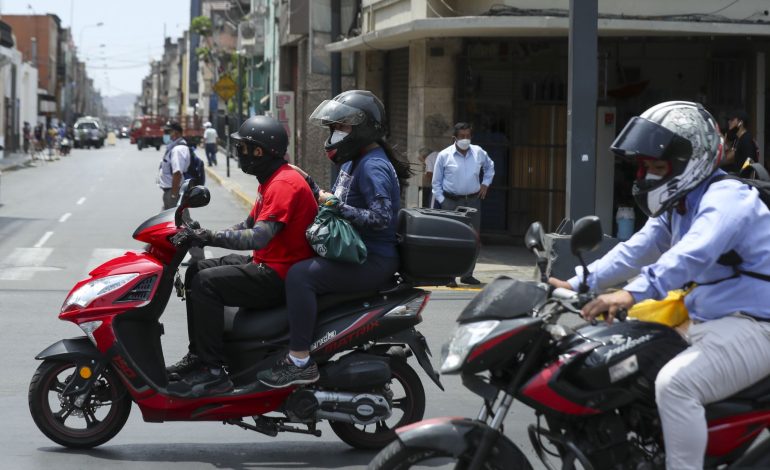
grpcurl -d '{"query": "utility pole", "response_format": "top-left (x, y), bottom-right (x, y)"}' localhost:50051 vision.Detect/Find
top-left (566, 0), bottom-right (598, 222)
top-left (237, 53), bottom-right (243, 127)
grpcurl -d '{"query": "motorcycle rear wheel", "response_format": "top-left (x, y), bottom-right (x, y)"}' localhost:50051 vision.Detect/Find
top-left (330, 357), bottom-right (425, 450)
top-left (368, 438), bottom-right (529, 470)
top-left (28, 360), bottom-right (131, 448)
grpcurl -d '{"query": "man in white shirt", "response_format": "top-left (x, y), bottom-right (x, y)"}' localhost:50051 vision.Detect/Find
top-left (432, 122), bottom-right (495, 286)
top-left (158, 120), bottom-right (203, 263)
top-left (203, 121), bottom-right (218, 166)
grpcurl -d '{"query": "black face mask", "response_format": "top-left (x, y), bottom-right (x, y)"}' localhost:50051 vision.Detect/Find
top-left (238, 146), bottom-right (286, 183)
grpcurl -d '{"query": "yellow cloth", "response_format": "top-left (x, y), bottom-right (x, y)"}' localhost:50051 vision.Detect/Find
top-left (628, 289), bottom-right (690, 327)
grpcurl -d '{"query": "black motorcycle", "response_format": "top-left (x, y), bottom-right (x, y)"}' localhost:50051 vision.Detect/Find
top-left (368, 216), bottom-right (770, 469)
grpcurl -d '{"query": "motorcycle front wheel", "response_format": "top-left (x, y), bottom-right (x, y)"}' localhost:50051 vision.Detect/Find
top-left (330, 357), bottom-right (425, 450)
top-left (28, 360), bottom-right (131, 448)
top-left (368, 438), bottom-right (532, 470)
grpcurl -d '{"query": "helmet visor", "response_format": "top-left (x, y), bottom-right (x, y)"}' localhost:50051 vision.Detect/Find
top-left (309, 100), bottom-right (367, 127)
top-left (610, 117), bottom-right (692, 161)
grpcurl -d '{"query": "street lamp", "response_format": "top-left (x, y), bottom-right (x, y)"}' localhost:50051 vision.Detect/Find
top-left (78, 22), bottom-right (104, 53)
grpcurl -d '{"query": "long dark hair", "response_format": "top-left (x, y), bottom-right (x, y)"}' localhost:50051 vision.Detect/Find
top-left (376, 138), bottom-right (413, 186)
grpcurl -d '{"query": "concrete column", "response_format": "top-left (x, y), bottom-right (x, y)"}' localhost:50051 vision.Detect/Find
top-left (406, 38), bottom-right (461, 208)
top-left (756, 51), bottom-right (766, 165)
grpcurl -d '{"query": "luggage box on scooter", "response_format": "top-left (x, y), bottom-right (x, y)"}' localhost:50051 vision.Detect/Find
top-left (397, 208), bottom-right (477, 286)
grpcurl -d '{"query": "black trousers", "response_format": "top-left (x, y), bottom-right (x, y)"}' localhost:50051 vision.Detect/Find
top-left (184, 254), bottom-right (286, 366)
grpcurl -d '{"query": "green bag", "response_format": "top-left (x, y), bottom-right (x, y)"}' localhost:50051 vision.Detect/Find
top-left (306, 196), bottom-right (368, 264)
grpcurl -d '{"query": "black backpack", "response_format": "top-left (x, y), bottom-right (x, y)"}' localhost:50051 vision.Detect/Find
top-left (184, 146), bottom-right (206, 186)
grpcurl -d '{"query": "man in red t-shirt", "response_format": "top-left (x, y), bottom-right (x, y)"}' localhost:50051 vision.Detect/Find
top-left (167, 116), bottom-right (317, 396)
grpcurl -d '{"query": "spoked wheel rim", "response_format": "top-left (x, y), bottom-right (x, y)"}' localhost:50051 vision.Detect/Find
top-left (39, 363), bottom-right (125, 439)
top-left (330, 358), bottom-right (425, 449)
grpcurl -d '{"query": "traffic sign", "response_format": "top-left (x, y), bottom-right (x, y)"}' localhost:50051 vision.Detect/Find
top-left (213, 75), bottom-right (237, 102)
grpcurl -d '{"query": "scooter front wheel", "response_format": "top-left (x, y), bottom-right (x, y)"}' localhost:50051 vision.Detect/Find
top-left (28, 360), bottom-right (131, 448)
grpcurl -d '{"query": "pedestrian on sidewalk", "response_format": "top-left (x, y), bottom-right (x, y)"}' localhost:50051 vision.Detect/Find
top-left (720, 109), bottom-right (759, 175)
top-left (419, 147), bottom-right (438, 208)
top-left (203, 121), bottom-right (218, 166)
top-left (256, 90), bottom-right (412, 388)
top-left (166, 116), bottom-right (318, 396)
top-left (432, 121), bottom-right (495, 287)
top-left (23, 122), bottom-right (31, 154)
top-left (157, 120), bottom-right (204, 264)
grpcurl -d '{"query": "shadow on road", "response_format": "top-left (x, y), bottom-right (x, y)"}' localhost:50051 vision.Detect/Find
top-left (39, 441), bottom-right (378, 469)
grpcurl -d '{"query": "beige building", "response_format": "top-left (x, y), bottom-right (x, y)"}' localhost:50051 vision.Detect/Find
top-left (309, 0), bottom-right (770, 239)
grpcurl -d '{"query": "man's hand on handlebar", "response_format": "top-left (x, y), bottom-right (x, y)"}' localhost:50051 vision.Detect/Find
top-left (548, 277), bottom-right (572, 290)
top-left (171, 226), bottom-right (213, 247)
top-left (582, 290), bottom-right (635, 324)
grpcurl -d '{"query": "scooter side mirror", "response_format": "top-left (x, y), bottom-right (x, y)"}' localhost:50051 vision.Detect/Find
top-left (175, 186), bottom-right (210, 227)
top-left (570, 216), bottom-right (603, 293)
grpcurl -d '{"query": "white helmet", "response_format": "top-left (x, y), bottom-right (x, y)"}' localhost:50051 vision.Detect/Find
top-left (204, 121), bottom-right (212, 128)
top-left (610, 101), bottom-right (723, 217)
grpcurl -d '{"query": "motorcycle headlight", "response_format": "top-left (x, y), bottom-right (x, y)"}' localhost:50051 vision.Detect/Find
top-left (62, 274), bottom-right (139, 312)
top-left (440, 320), bottom-right (500, 374)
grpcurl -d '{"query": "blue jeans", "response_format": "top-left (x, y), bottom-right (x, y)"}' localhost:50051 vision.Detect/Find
top-left (204, 143), bottom-right (218, 166)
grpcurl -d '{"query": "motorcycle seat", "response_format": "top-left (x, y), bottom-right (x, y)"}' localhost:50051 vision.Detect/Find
top-left (728, 374), bottom-right (770, 402)
top-left (224, 290), bottom-right (381, 341)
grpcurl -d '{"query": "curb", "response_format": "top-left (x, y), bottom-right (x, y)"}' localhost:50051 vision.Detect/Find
top-left (204, 166), bottom-right (253, 209)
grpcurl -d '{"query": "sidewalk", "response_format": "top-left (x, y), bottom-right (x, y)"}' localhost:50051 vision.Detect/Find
top-left (0, 152), bottom-right (35, 172)
top-left (203, 149), bottom-right (535, 290)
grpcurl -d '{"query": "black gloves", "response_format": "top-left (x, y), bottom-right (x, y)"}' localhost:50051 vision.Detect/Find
top-left (171, 227), bottom-right (213, 247)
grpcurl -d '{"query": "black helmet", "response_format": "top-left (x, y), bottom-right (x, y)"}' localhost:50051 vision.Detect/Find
top-left (230, 115), bottom-right (288, 158)
top-left (308, 90), bottom-right (387, 164)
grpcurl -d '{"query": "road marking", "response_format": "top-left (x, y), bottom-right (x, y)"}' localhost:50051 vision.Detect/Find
top-left (0, 248), bottom-right (54, 280)
top-left (76, 197), bottom-right (86, 205)
top-left (59, 212), bottom-right (72, 223)
top-left (34, 231), bottom-right (54, 248)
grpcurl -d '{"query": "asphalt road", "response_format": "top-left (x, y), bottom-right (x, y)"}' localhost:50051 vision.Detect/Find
top-left (0, 141), bottom-right (546, 469)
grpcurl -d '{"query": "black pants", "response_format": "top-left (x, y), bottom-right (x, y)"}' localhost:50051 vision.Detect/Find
top-left (285, 254), bottom-right (400, 351)
top-left (184, 254), bottom-right (286, 366)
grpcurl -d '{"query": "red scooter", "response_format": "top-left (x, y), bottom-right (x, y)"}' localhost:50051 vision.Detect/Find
top-left (28, 185), bottom-right (476, 450)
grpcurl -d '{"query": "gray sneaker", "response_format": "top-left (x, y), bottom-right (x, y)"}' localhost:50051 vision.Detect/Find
top-left (257, 354), bottom-right (320, 388)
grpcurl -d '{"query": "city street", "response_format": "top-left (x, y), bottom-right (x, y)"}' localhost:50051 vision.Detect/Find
top-left (0, 140), bottom-right (544, 469)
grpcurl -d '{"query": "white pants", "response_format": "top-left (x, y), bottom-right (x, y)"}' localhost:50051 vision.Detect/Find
top-left (655, 314), bottom-right (770, 469)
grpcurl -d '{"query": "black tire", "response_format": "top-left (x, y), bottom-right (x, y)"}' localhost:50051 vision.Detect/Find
top-left (155, 145), bottom-right (161, 151)
top-left (28, 360), bottom-right (131, 449)
top-left (330, 357), bottom-right (425, 450)
top-left (368, 438), bottom-right (530, 470)
top-left (137, 140), bottom-right (144, 151)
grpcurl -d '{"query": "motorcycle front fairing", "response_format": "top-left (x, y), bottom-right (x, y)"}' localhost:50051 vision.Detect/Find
top-left (457, 276), bottom-right (548, 323)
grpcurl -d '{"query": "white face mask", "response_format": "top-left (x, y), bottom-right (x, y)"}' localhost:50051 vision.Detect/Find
top-left (456, 138), bottom-right (471, 150)
top-left (645, 172), bottom-right (664, 181)
top-left (330, 130), bottom-right (349, 145)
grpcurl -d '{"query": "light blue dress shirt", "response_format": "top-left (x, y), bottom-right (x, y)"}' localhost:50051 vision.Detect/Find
top-left (432, 143), bottom-right (495, 204)
top-left (568, 170), bottom-right (770, 321)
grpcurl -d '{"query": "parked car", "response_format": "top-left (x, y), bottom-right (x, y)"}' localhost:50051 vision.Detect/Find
top-left (73, 117), bottom-right (106, 149)
top-left (118, 126), bottom-right (129, 138)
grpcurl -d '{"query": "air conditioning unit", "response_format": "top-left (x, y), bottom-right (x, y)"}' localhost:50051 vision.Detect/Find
top-left (238, 20), bottom-right (264, 56)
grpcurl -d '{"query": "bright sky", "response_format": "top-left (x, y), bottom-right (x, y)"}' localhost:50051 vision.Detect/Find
top-left (1, 0), bottom-right (189, 97)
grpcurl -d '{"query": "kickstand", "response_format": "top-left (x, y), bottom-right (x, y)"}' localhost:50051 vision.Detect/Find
top-left (226, 416), bottom-right (322, 437)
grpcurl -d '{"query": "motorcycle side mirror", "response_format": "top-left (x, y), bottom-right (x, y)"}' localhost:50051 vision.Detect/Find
top-left (525, 222), bottom-right (549, 283)
top-left (570, 216), bottom-right (603, 293)
top-left (524, 222), bottom-right (545, 252)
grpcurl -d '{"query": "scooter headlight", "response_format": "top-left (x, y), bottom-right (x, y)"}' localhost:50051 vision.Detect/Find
top-left (440, 320), bottom-right (499, 374)
top-left (62, 274), bottom-right (139, 312)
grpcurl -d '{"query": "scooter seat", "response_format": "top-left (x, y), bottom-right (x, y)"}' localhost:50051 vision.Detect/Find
top-left (224, 290), bottom-right (380, 341)
top-left (728, 374), bottom-right (770, 402)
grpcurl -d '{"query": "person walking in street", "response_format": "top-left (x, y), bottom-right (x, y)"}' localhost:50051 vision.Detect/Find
top-left (432, 122), bottom-right (495, 287)
top-left (720, 109), bottom-right (759, 174)
top-left (166, 116), bottom-right (318, 396)
top-left (549, 101), bottom-right (770, 470)
top-left (157, 120), bottom-right (204, 264)
top-left (256, 90), bottom-right (412, 388)
top-left (203, 121), bottom-right (218, 166)
top-left (22, 122), bottom-right (31, 155)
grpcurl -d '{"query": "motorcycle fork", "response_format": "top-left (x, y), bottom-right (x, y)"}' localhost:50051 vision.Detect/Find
top-left (467, 334), bottom-right (549, 470)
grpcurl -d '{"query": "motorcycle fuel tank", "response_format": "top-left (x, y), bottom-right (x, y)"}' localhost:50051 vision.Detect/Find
top-left (560, 321), bottom-right (688, 407)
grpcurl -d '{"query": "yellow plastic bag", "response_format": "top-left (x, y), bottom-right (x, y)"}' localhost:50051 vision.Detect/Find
top-left (628, 289), bottom-right (690, 327)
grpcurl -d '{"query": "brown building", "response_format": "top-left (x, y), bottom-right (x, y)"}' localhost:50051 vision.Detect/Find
top-left (3, 14), bottom-right (61, 118)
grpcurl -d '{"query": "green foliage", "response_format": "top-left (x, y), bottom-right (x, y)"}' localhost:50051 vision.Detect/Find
top-left (191, 16), bottom-right (212, 36)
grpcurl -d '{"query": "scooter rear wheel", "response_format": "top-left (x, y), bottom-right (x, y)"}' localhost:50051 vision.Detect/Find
top-left (28, 360), bottom-right (131, 448)
top-left (330, 357), bottom-right (425, 450)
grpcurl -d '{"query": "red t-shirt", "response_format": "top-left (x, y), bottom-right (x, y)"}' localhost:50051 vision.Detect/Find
top-left (250, 165), bottom-right (318, 279)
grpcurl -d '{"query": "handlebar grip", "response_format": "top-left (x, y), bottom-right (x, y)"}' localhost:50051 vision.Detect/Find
top-left (616, 308), bottom-right (628, 322)
top-left (552, 287), bottom-right (577, 300)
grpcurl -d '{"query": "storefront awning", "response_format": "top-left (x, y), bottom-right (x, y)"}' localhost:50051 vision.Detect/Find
top-left (327, 16), bottom-right (770, 52)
